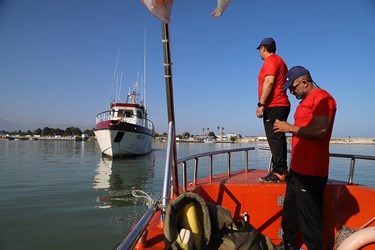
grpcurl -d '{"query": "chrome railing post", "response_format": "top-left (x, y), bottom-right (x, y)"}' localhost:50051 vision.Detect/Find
top-left (268, 155), bottom-right (273, 172)
top-left (245, 150), bottom-right (249, 172)
top-left (209, 155), bottom-right (213, 181)
top-left (227, 152), bottom-right (231, 177)
top-left (348, 157), bottom-right (356, 185)
top-left (182, 161), bottom-right (187, 191)
top-left (194, 158), bottom-right (198, 185)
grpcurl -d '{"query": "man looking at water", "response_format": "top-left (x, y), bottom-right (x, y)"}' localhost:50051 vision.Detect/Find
top-left (256, 37), bottom-right (290, 183)
top-left (273, 66), bottom-right (337, 250)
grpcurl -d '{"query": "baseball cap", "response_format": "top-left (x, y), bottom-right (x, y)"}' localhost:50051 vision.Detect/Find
top-left (283, 66), bottom-right (310, 90)
top-left (256, 37), bottom-right (275, 50)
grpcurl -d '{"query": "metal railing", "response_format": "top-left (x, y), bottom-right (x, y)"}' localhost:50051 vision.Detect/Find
top-left (329, 152), bottom-right (375, 184)
top-left (177, 147), bottom-right (255, 191)
top-left (95, 110), bottom-right (155, 131)
top-left (115, 203), bottom-right (159, 250)
top-left (260, 146), bottom-right (375, 185)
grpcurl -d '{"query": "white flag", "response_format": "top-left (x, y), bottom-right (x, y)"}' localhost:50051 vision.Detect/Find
top-left (211, 0), bottom-right (232, 18)
top-left (139, 0), bottom-right (174, 23)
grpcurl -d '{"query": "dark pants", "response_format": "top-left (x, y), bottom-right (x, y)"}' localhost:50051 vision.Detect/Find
top-left (281, 170), bottom-right (327, 250)
top-left (263, 106), bottom-right (290, 174)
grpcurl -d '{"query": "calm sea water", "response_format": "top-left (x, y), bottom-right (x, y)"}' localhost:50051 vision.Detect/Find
top-left (0, 140), bottom-right (374, 250)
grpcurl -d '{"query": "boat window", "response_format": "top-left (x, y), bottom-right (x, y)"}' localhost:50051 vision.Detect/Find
top-left (125, 110), bottom-right (133, 118)
top-left (117, 109), bottom-right (125, 118)
top-left (137, 110), bottom-right (143, 118)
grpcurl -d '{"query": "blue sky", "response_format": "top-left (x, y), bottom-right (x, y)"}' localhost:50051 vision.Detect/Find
top-left (0, 0), bottom-right (374, 138)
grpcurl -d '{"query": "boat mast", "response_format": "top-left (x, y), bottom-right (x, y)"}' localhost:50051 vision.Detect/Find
top-left (162, 22), bottom-right (179, 199)
top-left (143, 27), bottom-right (147, 109)
top-left (139, 0), bottom-right (178, 204)
top-left (118, 69), bottom-right (123, 102)
top-left (111, 49), bottom-right (120, 103)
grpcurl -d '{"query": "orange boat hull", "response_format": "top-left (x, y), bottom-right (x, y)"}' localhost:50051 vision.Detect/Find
top-left (118, 169), bottom-right (375, 249)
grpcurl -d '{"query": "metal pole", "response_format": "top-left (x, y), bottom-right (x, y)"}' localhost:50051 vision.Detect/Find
top-left (209, 155), bottom-right (213, 181)
top-left (161, 22), bottom-right (179, 198)
top-left (245, 150), bottom-right (249, 172)
top-left (348, 157), bottom-right (356, 184)
top-left (161, 122), bottom-right (174, 209)
top-left (182, 161), bottom-right (187, 191)
top-left (194, 158), bottom-right (198, 185)
top-left (227, 152), bottom-right (231, 177)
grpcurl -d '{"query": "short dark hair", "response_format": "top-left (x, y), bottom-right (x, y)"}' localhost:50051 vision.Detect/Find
top-left (264, 44), bottom-right (276, 53)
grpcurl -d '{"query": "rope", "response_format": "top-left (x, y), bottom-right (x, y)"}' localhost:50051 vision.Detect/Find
top-left (131, 189), bottom-right (155, 207)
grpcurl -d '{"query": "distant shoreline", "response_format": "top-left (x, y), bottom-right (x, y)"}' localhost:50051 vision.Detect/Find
top-left (2, 136), bottom-right (374, 145)
top-left (239, 137), bottom-right (375, 145)
top-left (156, 137), bottom-right (375, 145)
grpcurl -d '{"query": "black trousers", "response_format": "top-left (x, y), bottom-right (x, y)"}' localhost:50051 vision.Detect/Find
top-left (281, 170), bottom-right (327, 250)
top-left (263, 106), bottom-right (290, 174)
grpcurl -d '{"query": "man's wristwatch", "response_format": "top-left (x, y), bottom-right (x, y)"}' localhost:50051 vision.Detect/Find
top-left (257, 102), bottom-right (264, 107)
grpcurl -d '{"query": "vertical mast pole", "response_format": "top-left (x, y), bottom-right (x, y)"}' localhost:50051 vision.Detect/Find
top-left (143, 27), bottom-right (147, 108)
top-left (162, 22), bottom-right (179, 198)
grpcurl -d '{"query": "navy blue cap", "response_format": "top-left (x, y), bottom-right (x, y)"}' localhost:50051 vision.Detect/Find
top-left (283, 66), bottom-right (310, 90)
top-left (256, 37), bottom-right (275, 50)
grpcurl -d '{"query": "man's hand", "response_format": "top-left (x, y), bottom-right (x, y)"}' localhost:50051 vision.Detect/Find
top-left (273, 119), bottom-right (291, 133)
top-left (256, 107), bottom-right (264, 118)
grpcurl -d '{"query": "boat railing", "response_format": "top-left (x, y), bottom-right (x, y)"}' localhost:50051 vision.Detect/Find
top-left (177, 147), bottom-right (255, 192)
top-left (259, 146), bottom-right (375, 185)
top-left (95, 110), bottom-right (155, 131)
top-left (95, 110), bottom-right (111, 123)
top-left (115, 203), bottom-right (159, 250)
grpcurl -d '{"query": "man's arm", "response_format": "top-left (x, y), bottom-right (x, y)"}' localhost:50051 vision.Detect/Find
top-left (273, 116), bottom-right (332, 139)
top-left (256, 75), bottom-right (275, 118)
top-left (259, 75), bottom-right (275, 104)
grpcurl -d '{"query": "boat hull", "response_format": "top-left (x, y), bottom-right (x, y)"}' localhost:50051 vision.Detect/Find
top-left (115, 169), bottom-right (375, 250)
top-left (94, 122), bottom-right (153, 157)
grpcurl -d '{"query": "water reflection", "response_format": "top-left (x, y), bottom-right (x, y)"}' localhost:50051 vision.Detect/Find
top-left (93, 153), bottom-right (155, 209)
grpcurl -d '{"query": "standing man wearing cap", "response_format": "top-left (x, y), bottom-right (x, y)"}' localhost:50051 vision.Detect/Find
top-left (256, 37), bottom-right (290, 183)
top-left (273, 66), bottom-right (336, 250)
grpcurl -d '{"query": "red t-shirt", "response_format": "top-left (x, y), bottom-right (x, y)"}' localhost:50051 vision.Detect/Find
top-left (258, 54), bottom-right (290, 107)
top-left (290, 88), bottom-right (337, 177)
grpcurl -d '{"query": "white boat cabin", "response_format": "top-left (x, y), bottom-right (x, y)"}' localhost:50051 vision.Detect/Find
top-left (110, 103), bottom-right (146, 126)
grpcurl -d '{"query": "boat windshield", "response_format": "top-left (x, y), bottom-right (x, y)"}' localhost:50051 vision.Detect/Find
top-left (136, 110), bottom-right (143, 118)
top-left (125, 110), bottom-right (134, 118)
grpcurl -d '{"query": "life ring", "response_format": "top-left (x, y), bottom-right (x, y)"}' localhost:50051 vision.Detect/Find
top-left (337, 227), bottom-right (375, 250)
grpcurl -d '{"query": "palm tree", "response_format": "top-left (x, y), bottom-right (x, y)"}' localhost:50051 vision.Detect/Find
top-left (202, 128), bottom-right (205, 135)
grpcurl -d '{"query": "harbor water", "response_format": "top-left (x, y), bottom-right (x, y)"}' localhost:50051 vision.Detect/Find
top-left (0, 140), bottom-right (374, 250)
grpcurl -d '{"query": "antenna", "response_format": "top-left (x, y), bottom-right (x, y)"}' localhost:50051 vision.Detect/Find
top-left (115, 73), bottom-right (119, 102)
top-left (144, 27), bottom-right (147, 109)
top-left (111, 49), bottom-right (120, 103)
top-left (119, 69), bottom-right (123, 101)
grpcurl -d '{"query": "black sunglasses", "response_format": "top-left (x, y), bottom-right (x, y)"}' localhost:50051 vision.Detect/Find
top-left (288, 81), bottom-right (302, 92)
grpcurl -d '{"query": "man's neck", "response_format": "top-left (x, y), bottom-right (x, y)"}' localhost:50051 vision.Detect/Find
top-left (264, 52), bottom-right (275, 59)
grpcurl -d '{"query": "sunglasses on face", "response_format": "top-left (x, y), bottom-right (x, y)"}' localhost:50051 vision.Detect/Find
top-left (288, 81), bottom-right (302, 92)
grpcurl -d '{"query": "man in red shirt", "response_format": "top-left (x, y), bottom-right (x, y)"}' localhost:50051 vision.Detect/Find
top-left (256, 37), bottom-right (291, 182)
top-left (273, 66), bottom-right (337, 250)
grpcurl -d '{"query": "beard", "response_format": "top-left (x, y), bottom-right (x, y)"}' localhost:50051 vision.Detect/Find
top-left (295, 87), bottom-right (307, 100)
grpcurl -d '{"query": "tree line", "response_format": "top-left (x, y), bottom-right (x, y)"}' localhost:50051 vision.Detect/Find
top-left (9, 127), bottom-right (95, 137)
